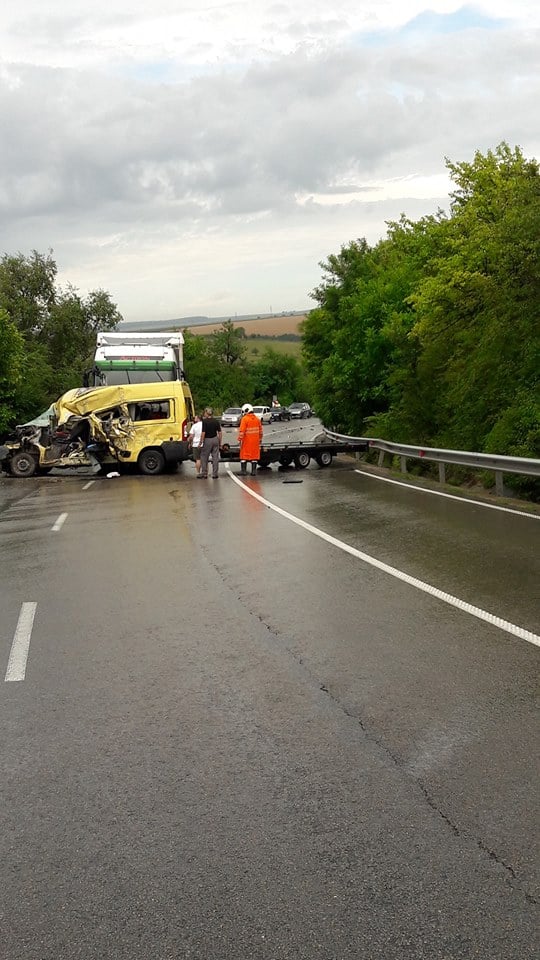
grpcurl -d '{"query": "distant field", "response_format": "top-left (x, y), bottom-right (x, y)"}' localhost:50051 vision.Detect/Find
top-left (186, 312), bottom-right (307, 337)
top-left (244, 338), bottom-right (302, 359)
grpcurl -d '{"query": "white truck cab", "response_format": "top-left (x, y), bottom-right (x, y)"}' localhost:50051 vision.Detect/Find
top-left (86, 332), bottom-right (185, 386)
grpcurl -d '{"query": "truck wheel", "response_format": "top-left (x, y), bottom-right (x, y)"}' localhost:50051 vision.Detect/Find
top-left (138, 448), bottom-right (166, 475)
top-left (315, 450), bottom-right (333, 467)
top-left (9, 450), bottom-right (37, 478)
top-left (294, 451), bottom-right (310, 469)
top-left (279, 455), bottom-right (293, 467)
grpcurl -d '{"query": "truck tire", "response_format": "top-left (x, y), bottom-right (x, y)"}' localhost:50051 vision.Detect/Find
top-left (138, 448), bottom-right (166, 475)
top-left (315, 450), bottom-right (333, 467)
top-left (279, 455), bottom-right (293, 467)
top-left (294, 451), bottom-right (310, 469)
top-left (9, 450), bottom-right (38, 478)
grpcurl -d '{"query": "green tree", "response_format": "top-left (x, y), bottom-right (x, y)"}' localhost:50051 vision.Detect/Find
top-left (365, 211), bottom-right (451, 442)
top-left (0, 250), bottom-right (57, 335)
top-left (0, 310), bottom-right (25, 432)
top-left (210, 320), bottom-right (246, 365)
top-left (40, 286), bottom-right (122, 390)
top-left (249, 348), bottom-right (302, 404)
top-left (303, 220), bottom-right (447, 433)
top-left (183, 330), bottom-right (252, 412)
top-left (302, 240), bottom-right (373, 428)
top-left (0, 250), bottom-right (122, 426)
top-left (12, 345), bottom-right (56, 427)
top-left (406, 143), bottom-right (540, 453)
top-left (306, 143), bottom-right (539, 472)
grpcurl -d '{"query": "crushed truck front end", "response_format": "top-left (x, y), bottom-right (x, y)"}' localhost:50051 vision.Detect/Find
top-left (0, 381), bottom-right (195, 478)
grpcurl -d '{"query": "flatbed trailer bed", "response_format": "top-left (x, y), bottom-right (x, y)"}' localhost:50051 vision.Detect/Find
top-left (219, 436), bottom-right (369, 470)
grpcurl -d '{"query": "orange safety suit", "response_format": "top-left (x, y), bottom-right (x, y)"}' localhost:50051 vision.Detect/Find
top-left (238, 412), bottom-right (263, 461)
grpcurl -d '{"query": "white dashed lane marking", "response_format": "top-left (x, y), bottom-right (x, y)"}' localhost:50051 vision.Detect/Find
top-left (5, 602), bottom-right (37, 682)
top-left (51, 512), bottom-right (68, 532)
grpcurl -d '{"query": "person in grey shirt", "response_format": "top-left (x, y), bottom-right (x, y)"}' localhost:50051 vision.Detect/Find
top-left (198, 407), bottom-right (222, 478)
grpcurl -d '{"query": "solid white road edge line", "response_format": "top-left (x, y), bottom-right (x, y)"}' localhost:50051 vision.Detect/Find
top-left (51, 512), bottom-right (68, 531)
top-left (354, 468), bottom-right (540, 520)
top-left (5, 602), bottom-right (38, 682)
top-left (227, 469), bottom-right (540, 648)
top-left (82, 481), bottom-right (95, 490)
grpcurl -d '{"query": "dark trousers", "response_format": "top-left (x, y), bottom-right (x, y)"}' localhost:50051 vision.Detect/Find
top-left (201, 437), bottom-right (220, 477)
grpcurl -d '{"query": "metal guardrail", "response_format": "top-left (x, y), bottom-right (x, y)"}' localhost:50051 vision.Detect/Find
top-left (322, 429), bottom-right (540, 495)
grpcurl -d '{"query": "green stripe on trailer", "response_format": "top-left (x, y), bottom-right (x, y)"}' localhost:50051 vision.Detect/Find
top-left (97, 360), bottom-right (176, 370)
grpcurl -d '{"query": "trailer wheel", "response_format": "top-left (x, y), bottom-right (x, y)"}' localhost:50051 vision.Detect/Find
top-left (315, 450), bottom-right (333, 467)
top-left (294, 451), bottom-right (310, 469)
top-left (279, 455), bottom-right (293, 467)
top-left (9, 450), bottom-right (38, 478)
top-left (138, 448), bottom-right (166, 475)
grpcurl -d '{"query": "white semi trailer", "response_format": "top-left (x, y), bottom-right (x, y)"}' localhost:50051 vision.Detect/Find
top-left (85, 331), bottom-right (185, 386)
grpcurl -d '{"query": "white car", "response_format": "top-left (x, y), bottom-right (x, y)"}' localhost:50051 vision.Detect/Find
top-left (252, 406), bottom-right (273, 423)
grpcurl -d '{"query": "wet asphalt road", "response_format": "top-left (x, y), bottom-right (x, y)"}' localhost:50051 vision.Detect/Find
top-left (0, 423), bottom-right (539, 959)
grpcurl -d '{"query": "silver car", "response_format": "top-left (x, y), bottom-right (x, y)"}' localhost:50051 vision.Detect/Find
top-left (221, 407), bottom-right (242, 427)
top-left (288, 402), bottom-right (312, 419)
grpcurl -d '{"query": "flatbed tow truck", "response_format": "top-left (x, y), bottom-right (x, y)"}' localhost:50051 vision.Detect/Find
top-left (219, 433), bottom-right (369, 470)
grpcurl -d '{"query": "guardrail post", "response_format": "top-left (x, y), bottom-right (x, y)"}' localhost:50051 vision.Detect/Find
top-left (378, 450), bottom-right (385, 468)
top-left (495, 471), bottom-right (504, 496)
top-left (438, 462), bottom-right (446, 484)
top-left (400, 455), bottom-right (407, 474)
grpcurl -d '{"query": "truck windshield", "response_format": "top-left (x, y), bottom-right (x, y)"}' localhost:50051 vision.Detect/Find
top-left (100, 369), bottom-right (176, 385)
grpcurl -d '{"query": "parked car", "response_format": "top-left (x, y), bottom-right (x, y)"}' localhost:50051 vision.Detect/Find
top-left (288, 402), bottom-right (312, 419)
top-left (252, 405), bottom-right (273, 423)
top-left (220, 407), bottom-right (243, 427)
top-left (270, 406), bottom-right (291, 422)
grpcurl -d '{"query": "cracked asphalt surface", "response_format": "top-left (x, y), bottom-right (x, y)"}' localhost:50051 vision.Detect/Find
top-left (0, 450), bottom-right (538, 959)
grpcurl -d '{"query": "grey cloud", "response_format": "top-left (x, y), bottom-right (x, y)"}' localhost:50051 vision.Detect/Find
top-left (270, 17), bottom-right (349, 43)
top-left (8, 12), bottom-right (87, 44)
top-left (1, 25), bottom-right (539, 244)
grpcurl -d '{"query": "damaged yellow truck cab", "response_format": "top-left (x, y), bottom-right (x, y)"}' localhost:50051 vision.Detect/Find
top-left (0, 380), bottom-right (195, 478)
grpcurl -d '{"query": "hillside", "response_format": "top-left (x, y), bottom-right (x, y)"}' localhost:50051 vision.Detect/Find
top-left (189, 313), bottom-right (307, 337)
top-left (118, 310), bottom-right (309, 335)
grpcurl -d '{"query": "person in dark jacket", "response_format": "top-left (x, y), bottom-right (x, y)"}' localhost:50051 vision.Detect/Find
top-left (198, 407), bottom-right (222, 478)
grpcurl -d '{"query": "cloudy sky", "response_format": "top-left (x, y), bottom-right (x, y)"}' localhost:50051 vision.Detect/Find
top-left (1, 2), bottom-right (539, 323)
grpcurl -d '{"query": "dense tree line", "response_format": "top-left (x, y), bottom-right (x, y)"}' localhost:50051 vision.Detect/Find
top-left (302, 144), bottom-right (539, 491)
top-left (0, 251), bottom-right (122, 432)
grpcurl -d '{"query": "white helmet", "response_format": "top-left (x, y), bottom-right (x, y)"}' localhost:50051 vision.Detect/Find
top-left (241, 403), bottom-right (253, 414)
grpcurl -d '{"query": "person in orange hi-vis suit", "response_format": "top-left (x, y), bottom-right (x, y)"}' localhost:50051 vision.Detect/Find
top-left (237, 404), bottom-right (263, 475)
